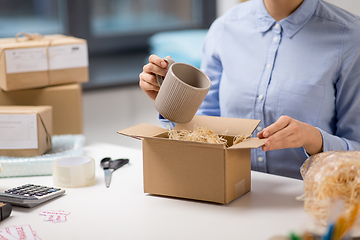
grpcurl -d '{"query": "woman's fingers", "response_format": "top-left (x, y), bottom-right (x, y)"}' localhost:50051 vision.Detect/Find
top-left (139, 54), bottom-right (173, 101)
top-left (258, 116), bottom-right (304, 151)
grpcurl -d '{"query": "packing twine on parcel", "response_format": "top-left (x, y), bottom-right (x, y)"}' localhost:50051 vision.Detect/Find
top-left (0, 32), bottom-right (55, 85)
top-left (16, 32), bottom-right (54, 84)
top-left (16, 110), bottom-right (53, 153)
top-left (14, 32), bottom-right (45, 42)
top-left (36, 111), bottom-right (52, 150)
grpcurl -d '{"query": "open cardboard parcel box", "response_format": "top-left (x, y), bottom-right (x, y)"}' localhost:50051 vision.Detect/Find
top-left (118, 115), bottom-right (265, 204)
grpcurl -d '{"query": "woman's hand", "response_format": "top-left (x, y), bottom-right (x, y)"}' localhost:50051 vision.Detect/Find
top-left (139, 54), bottom-right (171, 100)
top-left (257, 115), bottom-right (323, 155)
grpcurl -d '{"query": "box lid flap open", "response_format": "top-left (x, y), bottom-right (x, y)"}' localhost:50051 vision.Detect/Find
top-left (229, 138), bottom-right (266, 149)
top-left (117, 123), bottom-right (166, 140)
top-left (174, 115), bottom-right (260, 136)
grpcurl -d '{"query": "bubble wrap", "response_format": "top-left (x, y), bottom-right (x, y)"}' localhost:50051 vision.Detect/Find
top-left (0, 134), bottom-right (85, 178)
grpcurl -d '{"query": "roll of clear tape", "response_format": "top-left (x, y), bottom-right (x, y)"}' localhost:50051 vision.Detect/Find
top-left (52, 156), bottom-right (95, 188)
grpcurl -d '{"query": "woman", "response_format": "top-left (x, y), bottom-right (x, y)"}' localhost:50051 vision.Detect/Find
top-left (139, 0), bottom-right (360, 179)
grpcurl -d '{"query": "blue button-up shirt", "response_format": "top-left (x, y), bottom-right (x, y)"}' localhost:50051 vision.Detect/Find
top-left (160, 0), bottom-right (360, 179)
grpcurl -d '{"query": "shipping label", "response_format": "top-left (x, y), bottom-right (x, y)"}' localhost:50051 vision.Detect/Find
top-left (5, 47), bottom-right (48, 74)
top-left (48, 43), bottom-right (88, 70)
top-left (0, 114), bottom-right (38, 149)
top-left (5, 43), bottom-right (88, 73)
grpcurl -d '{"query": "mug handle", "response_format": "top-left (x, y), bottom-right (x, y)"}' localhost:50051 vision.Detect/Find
top-left (155, 58), bottom-right (175, 87)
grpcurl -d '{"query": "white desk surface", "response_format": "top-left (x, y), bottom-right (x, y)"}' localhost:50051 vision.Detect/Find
top-left (0, 143), bottom-right (309, 240)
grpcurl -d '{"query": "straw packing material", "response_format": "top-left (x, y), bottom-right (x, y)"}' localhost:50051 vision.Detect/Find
top-left (168, 126), bottom-right (250, 145)
top-left (300, 151), bottom-right (360, 225)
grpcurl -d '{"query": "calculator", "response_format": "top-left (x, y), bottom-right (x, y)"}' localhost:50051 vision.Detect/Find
top-left (0, 184), bottom-right (65, 208)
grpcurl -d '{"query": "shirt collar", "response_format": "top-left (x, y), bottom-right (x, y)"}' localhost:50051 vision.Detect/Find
top-left (254, 0), bottom-right (319, 38)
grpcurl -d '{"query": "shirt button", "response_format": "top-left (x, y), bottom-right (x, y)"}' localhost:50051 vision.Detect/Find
top-left (258, 95), bottom-right (264, 100)
top-left (274, 23), bottom-right (279, 29)
top-left (258, 157), bottom-right (264, 163)
top-left (273, 36), bottom-right (278, 42)
top-left (266, 64), bottom-right (271, 69)
top-left (257, 126), bottom-right (262, 131)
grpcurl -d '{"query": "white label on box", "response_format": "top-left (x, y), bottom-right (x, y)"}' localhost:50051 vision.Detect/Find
top-left (48, 43), bottom-right (89, 70)
top-left (5, 47), bottom-right (48, 74)
top-left (0, 114), bottom-right (38, 149)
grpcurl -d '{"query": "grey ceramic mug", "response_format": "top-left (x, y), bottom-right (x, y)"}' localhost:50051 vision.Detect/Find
top-left (155, 58), bottom-right (211, 123)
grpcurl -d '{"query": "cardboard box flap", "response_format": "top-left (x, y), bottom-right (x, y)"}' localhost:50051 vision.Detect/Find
top-left (118, 123), bottom-right (166, 139)
top-left (229, 138), bottom-right (266, 149)
top-left (174, 115), bottom-right (261, 136)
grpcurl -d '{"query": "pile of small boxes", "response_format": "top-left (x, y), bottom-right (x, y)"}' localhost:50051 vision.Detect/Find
top-left (0, 34), bottom-right (88, 158)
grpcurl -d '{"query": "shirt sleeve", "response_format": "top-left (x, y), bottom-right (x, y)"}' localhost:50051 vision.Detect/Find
top-left (319, 19), bottom-right (360, 152)
top-left (196, 18), bottom-right (225, 117)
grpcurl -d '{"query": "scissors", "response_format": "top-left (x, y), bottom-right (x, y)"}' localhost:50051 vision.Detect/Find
top-left (100, 157), bottom-right (129, 188)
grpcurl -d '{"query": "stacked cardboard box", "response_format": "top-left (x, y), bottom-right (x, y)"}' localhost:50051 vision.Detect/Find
top-left (0, 106), bottom-right (52, 157)
top-left (0, 34), bottom-right (88, 91)
top-left (0, 34), bottom-right (88, 157)
top-left (0, 84), bottom-right (83, 135)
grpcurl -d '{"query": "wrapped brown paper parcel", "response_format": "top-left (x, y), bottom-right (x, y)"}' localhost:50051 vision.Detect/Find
top-left (118, 115), bottom-right (265, 204)
top-left (0, 106), bottom-right (52, 157)
top-left (0, 34), bottom-right (88, 91)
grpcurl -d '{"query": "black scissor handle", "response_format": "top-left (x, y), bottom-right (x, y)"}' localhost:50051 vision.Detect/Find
top-left (100, 157), bottom-right (112, 169)
top-left (101, 157), bottom-right (129, 170)
top-left (110, 158), bottom-right (129, 171)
